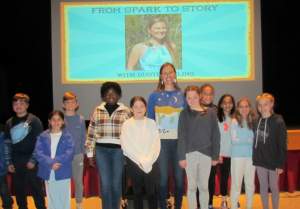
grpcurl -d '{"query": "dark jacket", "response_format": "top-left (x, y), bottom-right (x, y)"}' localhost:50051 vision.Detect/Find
top-left (35, 129), bottom-right (74, 181)
top-left (252, 114), bottom-right (287, 170)
top-left (4, 113), bottom-right (43, 165)
top-left (0, 132), bottom-right (8, 176)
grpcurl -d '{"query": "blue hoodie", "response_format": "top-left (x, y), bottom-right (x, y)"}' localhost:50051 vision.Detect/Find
top-left (0, 132), bottom-right (8, 176)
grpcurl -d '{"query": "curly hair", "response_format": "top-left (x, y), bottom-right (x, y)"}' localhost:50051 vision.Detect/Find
top-left (100, 82), bottom-right (122, 101)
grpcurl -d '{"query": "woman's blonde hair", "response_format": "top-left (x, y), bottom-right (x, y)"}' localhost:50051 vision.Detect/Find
top-left (148, 18), bottom-right (176, 63)
top-left (234, 98), bottom-right (254, 130)
top-left (256, 93), bottom-right (275, 114)
top-left (156, 62), bottom-right (181, 91)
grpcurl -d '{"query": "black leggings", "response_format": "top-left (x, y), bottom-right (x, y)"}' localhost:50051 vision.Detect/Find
top-left (220, 157), bottom-right (231, 196)
top-left (126, 158), bottom-right (157, 209)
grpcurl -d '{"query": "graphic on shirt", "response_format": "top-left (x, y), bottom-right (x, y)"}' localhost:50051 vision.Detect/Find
top-left (155, 106), bottom-right (183, 133)
top-left (256, 122), bottom-right (269, 142)
top-left (10, 121), bottom-right (32, 144)
top-left (223, 122), bottom-right (229, 131)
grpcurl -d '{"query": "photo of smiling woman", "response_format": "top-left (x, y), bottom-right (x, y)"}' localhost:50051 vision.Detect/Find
top-left (125, 15), bottom-right (182, 71)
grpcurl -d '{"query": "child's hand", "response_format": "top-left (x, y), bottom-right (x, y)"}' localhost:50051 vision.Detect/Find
top-left (219, 156), bottom-right (223, 164)
top-left (88, 157), bottom-right (95, 168)
top-left (276, 168), bottom-right (283, 174)
top-left (179, 160), bottom-right (187, 169)
top-left (27, 162), bottom-right (35, 169)
top-left (8, 165), bottom-right (15, 173)
top-left (212, 161), bottom-right (219, 166)
top-left (52, 163), bottom-right (61, 170)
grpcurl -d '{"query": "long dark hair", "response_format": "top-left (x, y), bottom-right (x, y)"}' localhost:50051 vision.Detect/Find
top-left (217, 94), bottom-right (236, 122)
top-left (156, 62), bottom-right (181, 91)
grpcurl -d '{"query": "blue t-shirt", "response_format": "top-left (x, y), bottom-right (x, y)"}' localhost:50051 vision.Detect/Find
top-left (147, 89), bottom-right (187, 139)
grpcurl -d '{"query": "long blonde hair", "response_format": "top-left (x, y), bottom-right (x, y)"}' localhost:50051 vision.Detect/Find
top-left (148, 18), bottom-right (176, 63)
top-left (234, 98), bottom-right (254, 130)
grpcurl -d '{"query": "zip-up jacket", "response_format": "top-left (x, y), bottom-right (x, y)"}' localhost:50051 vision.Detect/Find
top-left (35, 129), bottom-right (74, 181)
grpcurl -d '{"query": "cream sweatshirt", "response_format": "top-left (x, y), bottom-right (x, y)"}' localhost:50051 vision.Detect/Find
top-left (121, 117), bottom-right (160, 173)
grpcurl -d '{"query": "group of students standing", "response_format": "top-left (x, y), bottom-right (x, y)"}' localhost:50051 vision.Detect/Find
top-left (0, 62), bottom-right (287, 209)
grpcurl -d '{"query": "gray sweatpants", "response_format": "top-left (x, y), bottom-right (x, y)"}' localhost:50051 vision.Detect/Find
top-left (257, 166), bottom-right (280, 209)
top-left (72, 154), bottom-right (84, 203)
top-left (185, 151), bottom-right (211, 209)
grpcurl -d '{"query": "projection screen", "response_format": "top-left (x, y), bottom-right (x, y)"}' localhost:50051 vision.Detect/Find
top-left (51, 0), bottom-right (262, 119)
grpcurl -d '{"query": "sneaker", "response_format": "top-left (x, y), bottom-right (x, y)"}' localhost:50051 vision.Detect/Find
top-left (121, 200), bottom-right (128, 209)
top-left (166, 192), bottom-right (172, 209)
top-left (221, 200), bottom-right (228, 209)
top-left (166, 198), bottom-right (172, 209)
top-left (76, 203), bottom-right (83, 209)
top-left (220, 200), bottom-right (228, 209)
top-left (237, 202), bottom-right (241, 209)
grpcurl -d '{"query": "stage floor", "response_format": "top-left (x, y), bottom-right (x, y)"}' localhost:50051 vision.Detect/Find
top-left (3, 192), bottom-right (300, 209)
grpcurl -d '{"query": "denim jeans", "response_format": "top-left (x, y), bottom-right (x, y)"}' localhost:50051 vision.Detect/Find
top-left (95, 146), bottom-right (125, 209)
top-left (156, 139), bottom-right (184, 209)
top-left (0, 174), bottom-right (14, 209)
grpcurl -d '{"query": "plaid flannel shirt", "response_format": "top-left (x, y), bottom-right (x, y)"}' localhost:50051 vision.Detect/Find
top-left (85, 103), bottom-right (131, 157)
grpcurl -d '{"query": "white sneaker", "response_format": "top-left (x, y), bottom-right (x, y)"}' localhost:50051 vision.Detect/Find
top-left (76, 203), bottom-right (83, 209)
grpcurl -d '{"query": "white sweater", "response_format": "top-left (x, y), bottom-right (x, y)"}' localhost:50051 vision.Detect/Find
top-left (121, 117), bottom-right (161, 173)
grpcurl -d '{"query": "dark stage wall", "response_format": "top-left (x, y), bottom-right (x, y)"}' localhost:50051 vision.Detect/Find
top-left (0, 0), bottom-right (299, 129)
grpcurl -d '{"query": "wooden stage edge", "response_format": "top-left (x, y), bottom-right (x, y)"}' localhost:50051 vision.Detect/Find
top-left (287, 130), bottom-right (300, 150)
